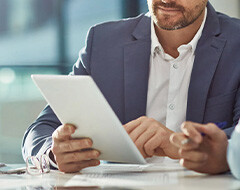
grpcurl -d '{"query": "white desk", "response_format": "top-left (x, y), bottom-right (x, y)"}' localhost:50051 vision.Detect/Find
top-left (0, 164), bottom-right (239, 190)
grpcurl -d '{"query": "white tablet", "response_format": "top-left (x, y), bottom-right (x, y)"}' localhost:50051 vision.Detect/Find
top-left (32, 75), bottom-right (146, 164)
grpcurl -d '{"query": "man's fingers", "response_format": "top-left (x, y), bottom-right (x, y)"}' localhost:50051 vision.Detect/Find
top-left (199, 123), bottom-right (227, 141)
top-left (59, 159), bottom-right (100, 173)
top-left (53, 124), bottom-right (76, 141)
top-left (129, 122), bottom-right (149, 142)
top-left (53, 138), bottom-right (93, 154)
top-left (179, 149), bottom-right (208, 162)
top-left (135, 129), bottom-right (155, 158)
top-left (123, 117), bottom-right (143, 133)
top-left (170, 133), bottom-right (186, 147)
top-left (181, 122), bottom-right (203, 144)
top-left (170, 133), bottom-right (199, 150)
top-left (180, 158), bottom-right (206, 171)
top-left (57, 150), bottom-right (100, 165)
top-left (179, 122), bottom-right (227, 144)
top-left (144, 134), bottom-right (162, 156)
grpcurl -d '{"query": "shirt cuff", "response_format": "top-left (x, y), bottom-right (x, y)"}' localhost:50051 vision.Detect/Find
top-left (46, 148), bottom-right (58, 170)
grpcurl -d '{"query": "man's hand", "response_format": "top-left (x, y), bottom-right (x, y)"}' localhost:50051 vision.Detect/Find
top-left (51, 124), bottom-right (100, 173)
top-left (170, 122), bottom-right (229, 174)
top-left (124, 116), bottom-right (179, 159)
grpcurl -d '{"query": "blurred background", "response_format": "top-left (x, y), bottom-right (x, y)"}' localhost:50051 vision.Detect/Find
top-left (0, 0), bottom-right (239, 164)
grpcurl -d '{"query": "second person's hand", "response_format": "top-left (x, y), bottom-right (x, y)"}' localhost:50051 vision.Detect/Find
top-left (170, 122), bottom-right (229, 174)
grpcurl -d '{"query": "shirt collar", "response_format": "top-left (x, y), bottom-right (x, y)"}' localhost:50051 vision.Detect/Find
top-left (151, 7), bottom-right (208, 58)
top-left (188, 7), bottom-right (207, 52)
top-left (151, 20), bottom-right (162, 57)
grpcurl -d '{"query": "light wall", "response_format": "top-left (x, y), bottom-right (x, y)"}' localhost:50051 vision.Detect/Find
top-left (0, 99), bottom-right (46, 163)
top-left (210, 0), bottom-right (240, 18)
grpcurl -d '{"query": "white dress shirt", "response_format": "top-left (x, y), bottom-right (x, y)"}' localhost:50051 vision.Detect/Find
top-left (146, 9), bottom-right (207, 132)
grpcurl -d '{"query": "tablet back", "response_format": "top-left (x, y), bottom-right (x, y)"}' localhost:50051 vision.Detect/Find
top-left (32, 75), bottom-right (146, 164)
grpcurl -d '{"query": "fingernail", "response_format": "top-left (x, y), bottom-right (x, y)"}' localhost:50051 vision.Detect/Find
top-left (69, 127), bottom-right (73, 133)
top-left (180, 159), bottom-right (184, 166)
top-left (66, 125), bottom-right (73, 132)
top-left (95, 151), bottom-right (100, 157)
top-left (86, 140), bottom-right (92, 146)
top-left (95, 160), bottom-right (100, 165)
top-left (181, 138), bottom-right (190, 145)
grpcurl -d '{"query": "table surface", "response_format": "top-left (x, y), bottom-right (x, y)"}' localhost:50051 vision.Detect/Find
top-left (0, 163), bottom-right (240, 190)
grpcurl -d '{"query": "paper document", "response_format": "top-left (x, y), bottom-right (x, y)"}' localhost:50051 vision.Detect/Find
top-left (82, 157), bottom-right (184, 174)
top-left (65, 172), bottom-right (178, 187)
top-left (61, 158), bottom-right (184, 187)
top-left (65, 160), bottom-right (182, 187)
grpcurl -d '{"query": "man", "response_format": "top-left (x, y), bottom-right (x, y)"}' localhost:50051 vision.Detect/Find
top-left (170, 119), bottom-right (240, 175)
top-left (22, 0), bottom-right (240, 173)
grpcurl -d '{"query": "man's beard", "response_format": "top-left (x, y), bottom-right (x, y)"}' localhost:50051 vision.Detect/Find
top-left (151, 1), bottom-right (206, 30)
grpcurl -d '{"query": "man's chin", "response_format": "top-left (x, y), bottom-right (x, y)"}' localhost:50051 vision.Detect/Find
top-left (158, 23), bottom-right (187, 31)
top-left (153, 15), bottom-right (186, 30)
top-left (155, 20), bottom-right (186, 31)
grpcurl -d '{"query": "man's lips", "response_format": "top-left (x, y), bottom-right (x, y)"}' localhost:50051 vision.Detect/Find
top-left (157, 6), bottom-right (182, 12)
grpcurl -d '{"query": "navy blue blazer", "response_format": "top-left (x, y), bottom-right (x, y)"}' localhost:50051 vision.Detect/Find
top-left (22, 3), bottom-right (240, 160)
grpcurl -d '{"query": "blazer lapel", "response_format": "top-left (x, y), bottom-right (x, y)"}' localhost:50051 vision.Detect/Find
top-left (124, 14), bottom-right (151, 123)
top-left (186, 3), bottom-right (227, 123)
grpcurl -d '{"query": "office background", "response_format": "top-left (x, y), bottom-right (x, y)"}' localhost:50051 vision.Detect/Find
top-left (0, 0), bottom-right (239, 164)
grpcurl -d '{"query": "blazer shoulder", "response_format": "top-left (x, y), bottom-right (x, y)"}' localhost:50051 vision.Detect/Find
top-left (86, 13), bottom-right (150, 46)
top-left (90, 13), bottom-right (151, 42)
top-left (217, 12), bottom-right (240, 38)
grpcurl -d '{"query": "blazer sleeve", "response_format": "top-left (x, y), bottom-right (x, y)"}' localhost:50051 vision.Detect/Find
top-left (224, 88), bottom-right (240, 138)
top-left (21, 27), bottom-right (95, 161)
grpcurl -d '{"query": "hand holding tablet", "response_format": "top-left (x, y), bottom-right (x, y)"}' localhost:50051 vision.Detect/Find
top-left (51, 123), bottom-right (101, 172)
